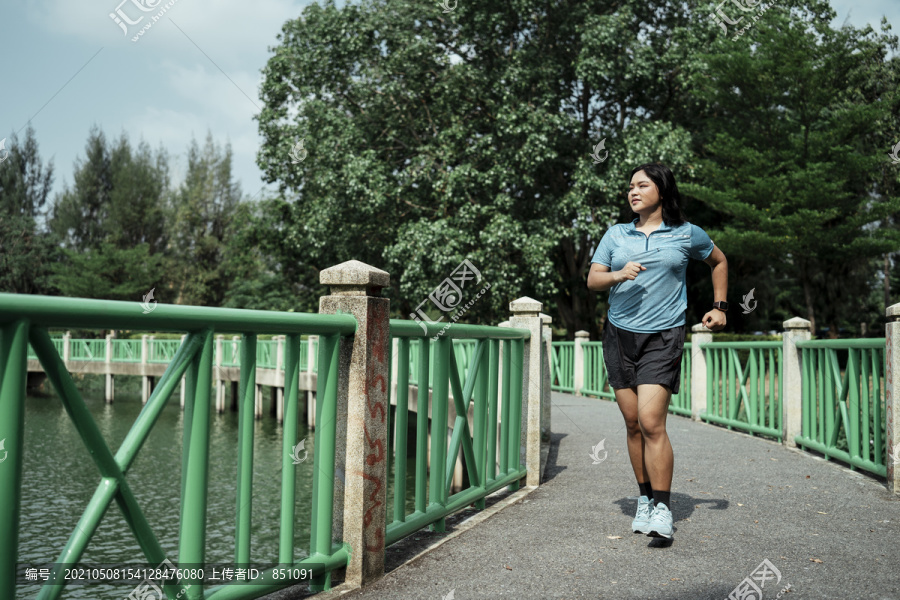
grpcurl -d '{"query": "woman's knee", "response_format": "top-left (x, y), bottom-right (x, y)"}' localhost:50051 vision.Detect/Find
top-left (638, 419), bottom-right (666, 440)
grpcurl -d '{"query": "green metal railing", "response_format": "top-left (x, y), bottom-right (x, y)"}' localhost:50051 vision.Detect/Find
top-left (581, 342), bottom-right (612, 399)
top-left (556, 340), bottom-right (692, 413)
top-left (794, 339), bottom-right (887, 477)
top-left (385, 322), bottom-right (530, 544)
top-left (550, 342), bottom-right (575, 393)
top-left (1, 293), bottom-right (358, 600)
top-left (700, 342), bottom-right (782, 438)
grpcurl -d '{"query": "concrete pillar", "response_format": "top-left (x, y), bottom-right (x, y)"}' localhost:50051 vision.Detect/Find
top-left (307, 335), bottom-right (318, 428)
top-left (782, 317), bottom-right (811, 448)
top-left (573, 330), bottom-right (589, 396)
top-left (181, 335), bottom-right (187, 410)
top-left (276, 335), bottom-right (285, 423)
top-left (319, 260), bottom-right (391, 586)
top-left (215, 335), bottom-right (225, 414)
top-left (691, 324), bottom-right (712, 421)
top-left (231, 336), bottom-right (240, 412)
top-left (885, 303), bottom-right (900, 494)
top-left (105, 332), bottom-right (115, 403)
top-left (255, 383), bottom-right (263, 420)
top-left (509, 297), bottom-right (544, 487)
top-left (62, 331), bottom-right (71, 362)
top-left (141, 335), bottom-right (150, 405)
top-left (540, 313), bottom-right (552, 443)
top-left (390, 337), bottom-right (400, 455)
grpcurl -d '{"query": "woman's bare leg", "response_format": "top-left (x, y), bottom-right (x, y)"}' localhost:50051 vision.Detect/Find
top-left (614, 386), bottom-right (650, 484)
top-left (636, 383), bottom-right (673, 494)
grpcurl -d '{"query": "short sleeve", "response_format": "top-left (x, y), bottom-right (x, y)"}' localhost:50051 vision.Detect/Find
top-left (591, 228), bottom-right (615, 267)
top-left (688, 224), bottom-right (715, 261)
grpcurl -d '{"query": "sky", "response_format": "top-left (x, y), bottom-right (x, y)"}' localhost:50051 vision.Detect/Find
top-left (0, 0), bottom-right (897, 205)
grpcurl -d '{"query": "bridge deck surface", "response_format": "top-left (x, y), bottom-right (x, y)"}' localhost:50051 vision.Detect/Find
top-left (311, 392), bottom-right (900, 600)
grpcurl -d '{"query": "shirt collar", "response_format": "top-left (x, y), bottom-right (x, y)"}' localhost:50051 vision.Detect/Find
top-left (627, 217), bottom-right (672, 233)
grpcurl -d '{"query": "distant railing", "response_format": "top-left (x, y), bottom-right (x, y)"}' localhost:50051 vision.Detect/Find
top-left (550, 323), bottom-right (896, 484)
top-left (795, 339), bottom-right (886, 477)
top-left (550, 342), bottom-right (575, 393)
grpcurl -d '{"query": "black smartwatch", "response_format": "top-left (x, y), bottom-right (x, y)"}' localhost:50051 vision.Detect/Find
top-left (713, 301), bottom-right (729, 312)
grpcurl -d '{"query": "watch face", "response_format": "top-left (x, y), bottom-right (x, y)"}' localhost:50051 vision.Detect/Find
top-left (715, 301), bottom-right (728, 310)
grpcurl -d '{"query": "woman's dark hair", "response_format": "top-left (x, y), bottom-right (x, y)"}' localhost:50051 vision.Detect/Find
top-left (629, 163), bottom-right (687, 227)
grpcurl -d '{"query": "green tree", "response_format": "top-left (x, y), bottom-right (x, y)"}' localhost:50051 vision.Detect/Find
top-left (167, 133), bottom-right (243, 306)
top-left (682, 1), bottom-right (900, 336)
top-left (0, 125), bottom-right (58, 294)
top-left (49, 128), bottom-right (170, 300)
top-left (256, 0), bottom-right (712, 337)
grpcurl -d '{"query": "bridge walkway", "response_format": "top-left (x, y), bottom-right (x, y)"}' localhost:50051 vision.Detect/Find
top-left (314, 392), bottom-right (900, 600)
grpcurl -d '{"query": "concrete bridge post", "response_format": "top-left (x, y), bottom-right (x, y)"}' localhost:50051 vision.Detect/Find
top-left (141, 335), bottom-right (150, 405)
top-left (886, 303), bottom-right (900, 495)
top-left (215, 335), bottom-right (225, 414)
top-left (181, 335), bottom-right (187, 410)
top-left (307, 335), bottom-right (318, 428)
top-left (318, 260), bottom-right (391, 586)
top-left (691, 324), bottom-right (712, 421)
top-left (231, 336), bottom-right (240, 411)
top-left (276, 335), bottom-right (285, 423)
top-left (105, 332), bottom-right (115, 403)
top-left (509, 297), bottom-right (545, 487)
top-left (782, 317), bottom-right (811, 448)
top-left (540, 314), bottom-right (552, 443)
top-left (62, 331), bottom-right (71, 363)
top-left (573, 330), bottom-right (588, 396)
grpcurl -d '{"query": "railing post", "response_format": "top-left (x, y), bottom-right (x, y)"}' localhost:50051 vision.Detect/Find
top-left (63, 331), bottom-right (71, 362)
top-left (105, 332), bottom-right (115, 403)
top-left (690, 324), bottom-right (712, 421)
top-left (319, 260), bottom-right (391, 586)
top-left (782, 317), bottom-right (811, 448)
top-left (573, 330), bottom-right (588, 396)
top-left (181, 334), bottom-right (188, 409)
top-left (307, 335), bottom-right (318, 428)
top-left (215, 335), bottom-right (225, 414)
top-left (509, 297), bottom-right (544, 487)
top-left (276, 335), bottom-right (285, 423)
top-left (540, 313), bottom-right (552, 443)
top-left (885, 303), bottom-right (900, 495)
top-left (141, 334), bottom-right (150, 405)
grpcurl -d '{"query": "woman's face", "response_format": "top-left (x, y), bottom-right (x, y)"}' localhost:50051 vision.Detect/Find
top-left (628, 170), bottom-right (662, 215)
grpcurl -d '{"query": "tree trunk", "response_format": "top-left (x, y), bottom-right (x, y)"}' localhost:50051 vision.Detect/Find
top-left (801, 273), bottom-right (816, 336)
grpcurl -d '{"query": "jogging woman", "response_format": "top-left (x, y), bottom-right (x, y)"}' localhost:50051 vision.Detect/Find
top-left (586, 163), bottom-right (728, 539)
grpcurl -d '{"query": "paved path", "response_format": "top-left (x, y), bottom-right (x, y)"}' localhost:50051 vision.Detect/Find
top-left (317, 392), bottom-right (900, 600)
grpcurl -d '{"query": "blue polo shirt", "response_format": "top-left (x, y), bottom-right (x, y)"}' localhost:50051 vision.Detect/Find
top-left (591, 218), bottom-right (715, 333)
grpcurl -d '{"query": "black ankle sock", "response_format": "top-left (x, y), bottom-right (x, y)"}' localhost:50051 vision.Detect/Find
top-left (654, 490), bottom-right (671, 508)
top-left (638, 482), bottom-right (653, 500)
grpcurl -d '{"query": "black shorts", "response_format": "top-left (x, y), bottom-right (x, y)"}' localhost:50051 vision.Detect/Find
top-left (602, 321), bottom-right (686, 394)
